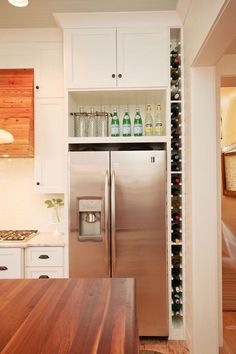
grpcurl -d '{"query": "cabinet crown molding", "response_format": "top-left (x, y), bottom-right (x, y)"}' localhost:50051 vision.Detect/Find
top-left (54, 11), bottom-right (182, 29)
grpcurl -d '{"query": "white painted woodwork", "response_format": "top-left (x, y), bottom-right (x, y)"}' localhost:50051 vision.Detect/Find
top-left (25, 267), bottom-right (64, 279)
top-left (0, 248), bottom-right (23, 279)
top-left (116, 28), bottom-right (169, 87)
top-left (34, 42), bottom-right (64, 98)
top-left (64, 27), bottom-right (169, 89)
top-left (34, 98), bottom-right (64, 193)
top-left (65, 28), bottom-right (116, 89)
top-left (25, 247), bottom-right (64, 267)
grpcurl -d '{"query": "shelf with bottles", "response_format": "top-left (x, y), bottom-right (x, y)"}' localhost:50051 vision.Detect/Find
top-left (67, 89), bottom-right (168, 140)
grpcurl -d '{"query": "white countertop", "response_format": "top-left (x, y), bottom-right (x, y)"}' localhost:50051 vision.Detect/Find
top-left (0, 232), bottom-right (65, 248)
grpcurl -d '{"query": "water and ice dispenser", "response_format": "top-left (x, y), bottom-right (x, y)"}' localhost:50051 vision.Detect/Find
top-left (77, 197), bottom-right (102, 241)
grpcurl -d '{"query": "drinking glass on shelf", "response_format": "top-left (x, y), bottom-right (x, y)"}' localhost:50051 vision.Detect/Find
top-left (87, 109), bottom-right (97, 137)
top-left (75, 114), bottom-right (87, 137)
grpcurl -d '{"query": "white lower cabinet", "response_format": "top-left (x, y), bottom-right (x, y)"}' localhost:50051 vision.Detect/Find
top-left (25, 247), bottom-right (64, 279)
top-left (25, 267), bottom-right (64, 279)
top-left (0, 248), bottom-right (23, 279)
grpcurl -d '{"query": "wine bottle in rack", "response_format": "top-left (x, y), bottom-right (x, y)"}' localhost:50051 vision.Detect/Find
top-left (172, 285), bottom-right (182, 293)
top-left (171, 138), bottom-right (181, 150)
top-left (144, 104), bottom-right (153, 136)
top-left (171, 115), bottom-right (181, 127)
top-left (171, 128), bottom-right (181, 139)
top-left (171, 231), bottom-right (181, 244)
top-left (171, 184), bottom-right (182, 196)
top-left (172, 152), bottom-right (181, 161)
top-left (171, 103), bottom-right (181, 116)
top-left (171, 67), bottom-right (180, 81)
top-left (171, 55), bottom-right (181, 69)
top-left (172, 292), bottom-right (182, 302)
top-left (172, 161), bottom-right (181, 172)
top-left (172, 211), bottom-right (181, 221)
top-left (172, 222), bottom-right (181, 233)
top-left (171, 90), bottom-right (181, 101)
top-left (171, 175), bottom-right (181, 185)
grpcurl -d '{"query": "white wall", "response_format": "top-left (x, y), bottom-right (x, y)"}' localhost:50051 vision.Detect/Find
top-left (0, 28), bottom-right (64, 235)
top-left (0, 158), bottom-right (63, 233)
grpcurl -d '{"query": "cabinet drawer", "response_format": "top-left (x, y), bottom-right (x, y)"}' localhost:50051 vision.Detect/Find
top-left (25, 267), bottom-right (64, 279)
top-left (25, 247), bottom-right (63, 267)
top-left (0, 248), bottom-right (23, 279)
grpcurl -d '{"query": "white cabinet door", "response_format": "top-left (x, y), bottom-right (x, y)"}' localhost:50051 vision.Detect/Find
top-left (35, 98), bottom-right (64, 193)
top-left (0, 248), bottom-right (23, 279)
top-left (64, 28), bottom-right (116, 88)
top-left (117, 28), bottom-right (169, 88)
top-left (34, 43), bottom-right (64, 98)
top-left (64, 27), bottom-right (169, 89)
top-left (25, 267), bottom-right (64, 279)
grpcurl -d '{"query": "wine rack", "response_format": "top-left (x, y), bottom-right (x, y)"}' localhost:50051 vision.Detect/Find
top-left (170, 28), bottom-right (184, 327)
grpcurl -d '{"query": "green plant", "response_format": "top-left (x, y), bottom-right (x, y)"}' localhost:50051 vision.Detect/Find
top-left (45, 198), bottom-right (64, 223)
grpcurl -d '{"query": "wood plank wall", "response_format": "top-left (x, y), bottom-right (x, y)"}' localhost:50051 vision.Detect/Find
top-left (0, 69), bottom-right (34, 157)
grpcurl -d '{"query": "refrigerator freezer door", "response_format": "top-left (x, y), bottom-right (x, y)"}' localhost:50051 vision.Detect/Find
top-left (69, 151), bottom-right (110, 278)
top-left (111, 150), bottom-right (168, 336)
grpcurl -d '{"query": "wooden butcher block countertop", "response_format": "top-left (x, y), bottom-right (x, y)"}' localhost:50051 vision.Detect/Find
top-left (0, 278), bottom-right (139, 354)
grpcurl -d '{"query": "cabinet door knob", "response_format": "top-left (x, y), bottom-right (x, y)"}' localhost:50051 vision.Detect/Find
top-left (39, 275), bottom-right (50, 279)
top-left (118, 74), bottom-right (122, 78)
top-left (38, 255), bottom-right (49, 259)
top-left (0, 266), bottom-right (8, 271)
top-left (35, 85), bottom-right (39, 90)
top-left (111, 74), bottom-right (116, 78)
top-left (36, 182), bottom-right (40, 186)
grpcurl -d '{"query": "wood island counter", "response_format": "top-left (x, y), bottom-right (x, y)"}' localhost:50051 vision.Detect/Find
top-left (0, 278), bottom-right (139, 354)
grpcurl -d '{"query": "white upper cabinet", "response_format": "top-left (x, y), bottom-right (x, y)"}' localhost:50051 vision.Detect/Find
top-left (117, 28), bottom-right (169, 88)
top-left (34, 43), bottom-right (64, 98)
top-left (64, 29), bottom-right (116, 89)
top-left (34, 98), bottom-right (64, 193)
top-left (64, 27), bottom-right (169, 89)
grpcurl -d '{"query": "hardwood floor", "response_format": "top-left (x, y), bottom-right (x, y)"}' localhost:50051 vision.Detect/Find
top-left (222, 257), bottom-right (236, 311)
top-left (139, 338), bottom-right (189, 354)
top-left (220, 312), bottom-right (236, 354)
top-left (139, 313), bottom-right (236, 354)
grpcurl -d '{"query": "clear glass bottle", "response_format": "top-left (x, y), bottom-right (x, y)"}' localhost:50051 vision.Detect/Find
top-left (111, 108), bottom-right (120, 137)
top-left (87, 107), bottom-right (97, 137)
top-left (133, 108), bottom-right (143, 136)
top-left (122, 107), bottom-right (131, 137)
top-left (154, 104), bottom-right (164, 136)
top-left (97, 106), bottom-right (108, 137)
top-left (75, 106), bottom-right (87, 137)
top-left (144, 104), bottom-right (153, 136)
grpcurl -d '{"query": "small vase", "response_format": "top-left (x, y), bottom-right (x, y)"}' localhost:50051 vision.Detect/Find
top-left (51, 206), bottom-right (62, 236)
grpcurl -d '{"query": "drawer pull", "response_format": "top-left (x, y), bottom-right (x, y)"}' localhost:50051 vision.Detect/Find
top-left (38, 255), bottom-right (50, 259)
top-left (0, 266), bottom-right (8, 271)
top-left (39, 275), bottom-right (50, 279)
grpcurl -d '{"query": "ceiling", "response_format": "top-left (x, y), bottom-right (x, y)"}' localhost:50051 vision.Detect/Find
top-left (0, 0), bottom-right (178, 28)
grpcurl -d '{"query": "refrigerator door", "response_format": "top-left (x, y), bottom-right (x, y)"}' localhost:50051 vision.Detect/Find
top-left (111, 150), bottom-right (168, 336)
top-left (69, 151), bottom-right (110, 278)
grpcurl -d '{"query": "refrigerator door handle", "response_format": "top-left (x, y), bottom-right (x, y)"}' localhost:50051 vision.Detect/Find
top-left (105, 170), bottom-right (110, 276)
top-left (111, 170), bottom-right (116, 275)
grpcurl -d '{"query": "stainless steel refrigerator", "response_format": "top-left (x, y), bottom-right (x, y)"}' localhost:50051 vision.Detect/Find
top-left (69, 149), bottom-right (168, 336)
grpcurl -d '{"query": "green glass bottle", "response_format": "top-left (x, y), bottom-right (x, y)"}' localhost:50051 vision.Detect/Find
top-left (111, 108), bottom-right (120, 137)
top-left (133, 108), bottom-right (143, 136)
top-left (122, 107), bottom-right (131, 137)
